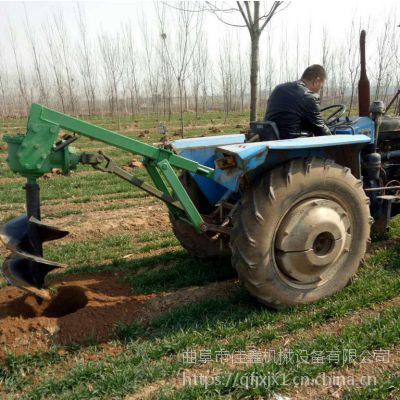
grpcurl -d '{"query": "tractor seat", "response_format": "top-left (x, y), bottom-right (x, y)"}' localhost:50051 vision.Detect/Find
top-left (248, 121), bottom-right (280, 142)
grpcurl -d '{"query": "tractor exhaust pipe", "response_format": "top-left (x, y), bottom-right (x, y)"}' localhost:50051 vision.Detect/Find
top-left (358, 30), bottom-right (370, 117)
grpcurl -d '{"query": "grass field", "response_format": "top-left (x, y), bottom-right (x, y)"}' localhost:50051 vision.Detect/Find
top-left (0, 111), bottom-right (399, 400)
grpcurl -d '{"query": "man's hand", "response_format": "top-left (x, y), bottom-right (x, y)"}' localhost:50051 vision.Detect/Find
top-left (302, 94), bottom-right (332, 136)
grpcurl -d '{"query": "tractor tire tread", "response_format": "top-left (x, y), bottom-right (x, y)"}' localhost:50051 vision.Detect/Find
top-left (169, 172), bottom-right (230, 259)
top-left (230, 157), bottom-right (371, 309)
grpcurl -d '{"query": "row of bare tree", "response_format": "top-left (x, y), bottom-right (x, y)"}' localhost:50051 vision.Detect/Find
top-left (0, 3), bottom-right (399, 121)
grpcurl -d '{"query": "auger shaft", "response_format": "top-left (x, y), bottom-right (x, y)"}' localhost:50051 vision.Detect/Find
top-left (25, 181), bottom-right (42, 257)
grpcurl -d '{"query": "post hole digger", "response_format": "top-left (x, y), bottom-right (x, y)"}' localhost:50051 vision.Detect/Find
top-left (2, 30), bottom-right (400, 308)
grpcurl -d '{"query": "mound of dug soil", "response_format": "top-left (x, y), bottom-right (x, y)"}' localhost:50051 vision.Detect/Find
top-left (0, 272), bottom-right (236, 360)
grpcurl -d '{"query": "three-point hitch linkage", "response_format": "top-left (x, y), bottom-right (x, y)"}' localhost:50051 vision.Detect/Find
top-left (0, 103), bottom-right (219, 300)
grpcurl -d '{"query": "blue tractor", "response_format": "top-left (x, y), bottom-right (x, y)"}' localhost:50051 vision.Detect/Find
top-left (170, 105), bottom-right (394, 308)
top-left (167, 30), bottom-right (400, 308)
top-left (1, 30), bottom-right (400, 308)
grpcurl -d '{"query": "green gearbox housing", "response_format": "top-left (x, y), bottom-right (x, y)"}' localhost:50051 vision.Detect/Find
top-left (4, 128), bottom-right (81, 180)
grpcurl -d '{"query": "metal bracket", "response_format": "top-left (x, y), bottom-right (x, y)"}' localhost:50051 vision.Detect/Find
top-left (157, 159), bottom-right (207, 233)
top-left (53, 134), bottom-right (78, 152)
top-left (82, 152), bottom-right (216, 234)
top-left (374, 195), bottom-right (395, 233)
top-left (80, 152), bottom-right (185, 212)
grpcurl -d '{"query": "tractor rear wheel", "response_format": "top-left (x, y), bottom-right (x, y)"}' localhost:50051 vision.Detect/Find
top-left (170, 172), bottom-right (230, 258)
top-left (230, 158), bottom-right (371, 309)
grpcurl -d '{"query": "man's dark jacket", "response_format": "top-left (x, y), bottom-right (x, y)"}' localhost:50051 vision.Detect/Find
top-left (264, 80), bottom-right (331, 139)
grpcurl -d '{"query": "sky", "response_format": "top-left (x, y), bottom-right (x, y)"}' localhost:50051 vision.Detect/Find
top-left (0, 1), bottom-right (398, 55)
top-left (0, 0), bottom-right (398, 85)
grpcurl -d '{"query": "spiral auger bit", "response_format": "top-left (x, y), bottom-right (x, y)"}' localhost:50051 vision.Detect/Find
top-left (0, 106), bottom-right (81, 301)
top-left (0, 182), bottom-right (69, 301)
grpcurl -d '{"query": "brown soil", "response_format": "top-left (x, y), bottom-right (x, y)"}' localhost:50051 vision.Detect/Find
top-left (0, 272), bottom-right (237, 361)
top-left (49, 205), bottom-right (170, 244)
top-left (0, 177), bottom-right (26, 184)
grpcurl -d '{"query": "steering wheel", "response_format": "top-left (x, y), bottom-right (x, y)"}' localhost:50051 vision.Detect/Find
top-left (320, 104), bottom-right (346, 126)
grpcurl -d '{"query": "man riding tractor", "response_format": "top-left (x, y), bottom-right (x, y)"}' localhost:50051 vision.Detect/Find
top-left (264, 64), bottom-right (332, 140)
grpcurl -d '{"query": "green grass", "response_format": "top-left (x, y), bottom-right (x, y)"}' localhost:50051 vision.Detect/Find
top-left (44, 229), bottom-right (178, 266)
top-left (113, 322), bottom-right (146, 343)
top-left (1, 242), bottom-right (399, 398)
top-left (45, 233), bottom-right (136, 266)
top-left (0, 351), bottom-right (65, 393)
top-left (343, 370), bottom-right (400, 399)
top-left (125, 257), bottom-right (235, 294)
top-left (16, 304), bottom-right (400, 399)
top-left (0, 172), bottom-right (151, 204)
top-left (0, 111), bottom-right (249, 136)
top-left (158, 307), bottom-right (400, 399)
top-left (1, 111), bottom-right (400, 399)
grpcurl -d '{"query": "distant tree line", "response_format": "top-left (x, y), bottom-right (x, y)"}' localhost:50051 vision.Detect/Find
top-left (0, 3), bottom-right (399, 121)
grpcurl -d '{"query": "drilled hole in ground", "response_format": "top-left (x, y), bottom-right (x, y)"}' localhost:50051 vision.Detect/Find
top-left (5, 286), bottom-right (88, 319)
top-left (43, 286), bottom-right (88, 317)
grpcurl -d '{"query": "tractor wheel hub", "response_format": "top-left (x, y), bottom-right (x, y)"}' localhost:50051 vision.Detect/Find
top-left (274, 198), bottom-right (351, 284)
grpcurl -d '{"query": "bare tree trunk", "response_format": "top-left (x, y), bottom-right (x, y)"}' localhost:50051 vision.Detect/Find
top-left (140, 14), bottom-right (159, 115)
top-left (24, 7), bottom-right (48, 106)
top-left (122, 23), bottom-right (140, 119)
top-left (159, 1), bottom-right (203, 137)
top-left (98, 30), bottom-right (124, 126)
top-left (191, 32), bottom-right (204, 119)
top-left (219, 46), bottom-right (228, 123)
top-left (265, 28), bottom-right (274, 99)
top-left (307, 22), bottom-right (312, 66)
top-left (184, 81), bottom-right (188, 112)
top-left (320, 27), bottom-right (330, 103)
top-left (375, 22), bottom-right (389, 99)
top-left (347, 18), bottom-right (360, 116)
top-left (237, 34), bottom-right (245, 112)
top-left (236, 2), bottom-right (283, 121)
top-left (53, 12), bottom-right (76, 114)
top-left (0, 46), bottom-right (9, 117)
top-left (178, 78), bottom-right (184, 137)
top-left (9, 25), bottom-right (30, 114)
top-left (295, 24), bottom-right (300, 78)
top-left (76, 5), bottom-right (97, 116)
top-left (44, 23), bottom-right (66, 112)
top-left (200, 39), bottom-right (210, 114)
top-left (249, 31), bottom-right (260, 121)
top-left (337, 45), bottom-right (347, 104)
top-left (258, 61), bottom-right (262, 117)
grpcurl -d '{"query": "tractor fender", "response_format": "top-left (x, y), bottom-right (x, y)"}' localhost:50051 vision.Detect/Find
top-left (214, 134), bottom-right (372, 191)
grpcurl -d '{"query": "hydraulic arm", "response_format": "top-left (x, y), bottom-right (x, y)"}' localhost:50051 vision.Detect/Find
top-left (1, 103), bottom-right (216, 299)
